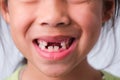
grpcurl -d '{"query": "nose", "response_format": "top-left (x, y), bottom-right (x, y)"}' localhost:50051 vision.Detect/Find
top-left (37, 1), bottom-right (71, 27)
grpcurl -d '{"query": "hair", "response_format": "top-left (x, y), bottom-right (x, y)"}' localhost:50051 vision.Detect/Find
top-left (112, 0), bottom-right (120, 26)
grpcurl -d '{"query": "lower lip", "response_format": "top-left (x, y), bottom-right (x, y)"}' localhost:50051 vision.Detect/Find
top-left (34, 40), bottom-right (77, 60)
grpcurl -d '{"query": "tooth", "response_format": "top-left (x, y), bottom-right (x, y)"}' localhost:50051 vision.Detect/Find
top-left (61, 42), bottom-right (66, 46)
top-left (62, 45), bottom-right (66, 49)
top-left (39, 44), bottom-right (46, 50)
top-left (38, 40), bottom-right (47, 46)
top-left (54, 46), bottom-right (59, 51)
top-left (48, 46), bottom-right (54, 52)
top-left (61, 42), bottom-right (66, 49)
top-left (38, 40), bottom-right (42, 44)
top-left (42, 41), bottom-right (47, 46)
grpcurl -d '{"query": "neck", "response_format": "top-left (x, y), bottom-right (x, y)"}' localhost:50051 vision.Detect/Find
top-left (21, 58), bottom-right (102, 80)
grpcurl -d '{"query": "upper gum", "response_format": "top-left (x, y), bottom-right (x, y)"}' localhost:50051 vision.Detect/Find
top-left (38, 40), bottom-right (67, 44)
top-left (37, 37), bottom-right (70, 43)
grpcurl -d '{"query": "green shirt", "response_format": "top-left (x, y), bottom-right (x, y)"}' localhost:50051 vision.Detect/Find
top-left (5, 67), bottom-right (21, 80)
top-left (102, 71), bottom-right (120, 80)
top-left (5, 67), bottom-right (120, 80)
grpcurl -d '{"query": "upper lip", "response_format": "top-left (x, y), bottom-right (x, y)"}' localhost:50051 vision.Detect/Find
top-left (35, 36), bottom-right (75, 43)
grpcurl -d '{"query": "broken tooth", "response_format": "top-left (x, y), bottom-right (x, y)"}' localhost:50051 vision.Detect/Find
top-left (48, 46), bottom-right (54, 52)
top-left (54, 46), bottom-right (59, 52)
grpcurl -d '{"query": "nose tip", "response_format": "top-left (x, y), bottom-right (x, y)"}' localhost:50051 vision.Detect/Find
top-left (37, 1), bottom-right (71, 27)
top-left (40, 15), bottom-right (71, 27)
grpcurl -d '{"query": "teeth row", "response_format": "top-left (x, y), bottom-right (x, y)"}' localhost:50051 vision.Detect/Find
top-left (38, 41), bottom-right (67, 52)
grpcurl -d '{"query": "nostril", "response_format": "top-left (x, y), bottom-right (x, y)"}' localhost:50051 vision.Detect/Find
top-left (40, 22), bottom-right (70, 27)
top-left (57, 22), bottom-right (66, 26)
top-left (57, 19), bottom-right (71, 26)
top-left (41, 23), bottom-right (49, 26)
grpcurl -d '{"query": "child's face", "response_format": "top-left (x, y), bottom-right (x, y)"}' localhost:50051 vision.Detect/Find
top-left (2, 0), bottom-right (112, 77)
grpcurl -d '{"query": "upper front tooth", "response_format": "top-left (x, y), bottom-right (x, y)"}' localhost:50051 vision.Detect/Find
top-left (54, 46), bottom-right (59, 51)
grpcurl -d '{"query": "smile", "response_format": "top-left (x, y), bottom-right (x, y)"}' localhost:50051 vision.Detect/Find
top-left (37, 38), bottom-right (74, 52)
top-left (33, 36), bottom-right (77, 60)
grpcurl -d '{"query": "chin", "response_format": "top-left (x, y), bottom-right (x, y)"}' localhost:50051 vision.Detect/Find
top-left (39, 64), bottom-right (72, 78)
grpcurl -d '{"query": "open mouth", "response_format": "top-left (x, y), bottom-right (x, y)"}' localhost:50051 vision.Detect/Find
top-left (33, 36), bottom-right (77, 60)
top-left (34, 37), bottom-right (75, 53)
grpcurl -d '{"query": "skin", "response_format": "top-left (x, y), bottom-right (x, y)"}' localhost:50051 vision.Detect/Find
top-left (1, 0), bottom-right (114, 80)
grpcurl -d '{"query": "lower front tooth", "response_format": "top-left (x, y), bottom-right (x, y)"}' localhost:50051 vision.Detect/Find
top-left (61, 42), bottom-right (66, 49)
top-left (61, 42), bottom-right (66, 46)
top-left (54, 46), bottom-right (59, 51)
top-left (48, 46), bottom-right (54, 52)
top-left (62, 45), bottom-right (66, 49)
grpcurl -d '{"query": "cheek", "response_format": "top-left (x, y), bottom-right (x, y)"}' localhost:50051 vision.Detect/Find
top-left (7, 3), bottom-right (38, 58)
top-left (8, 3), bottom-right (36, 36)
top-left (69, 7), bottom-right (102, 54)
top-left (9, 13), bottom-right (33, 32)
top-left (69, 6), bottom-right (102, 36)
top-left (8, 10), bottom-right (35, 49)
top-left (8, 13), bottom-right (34, 57)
